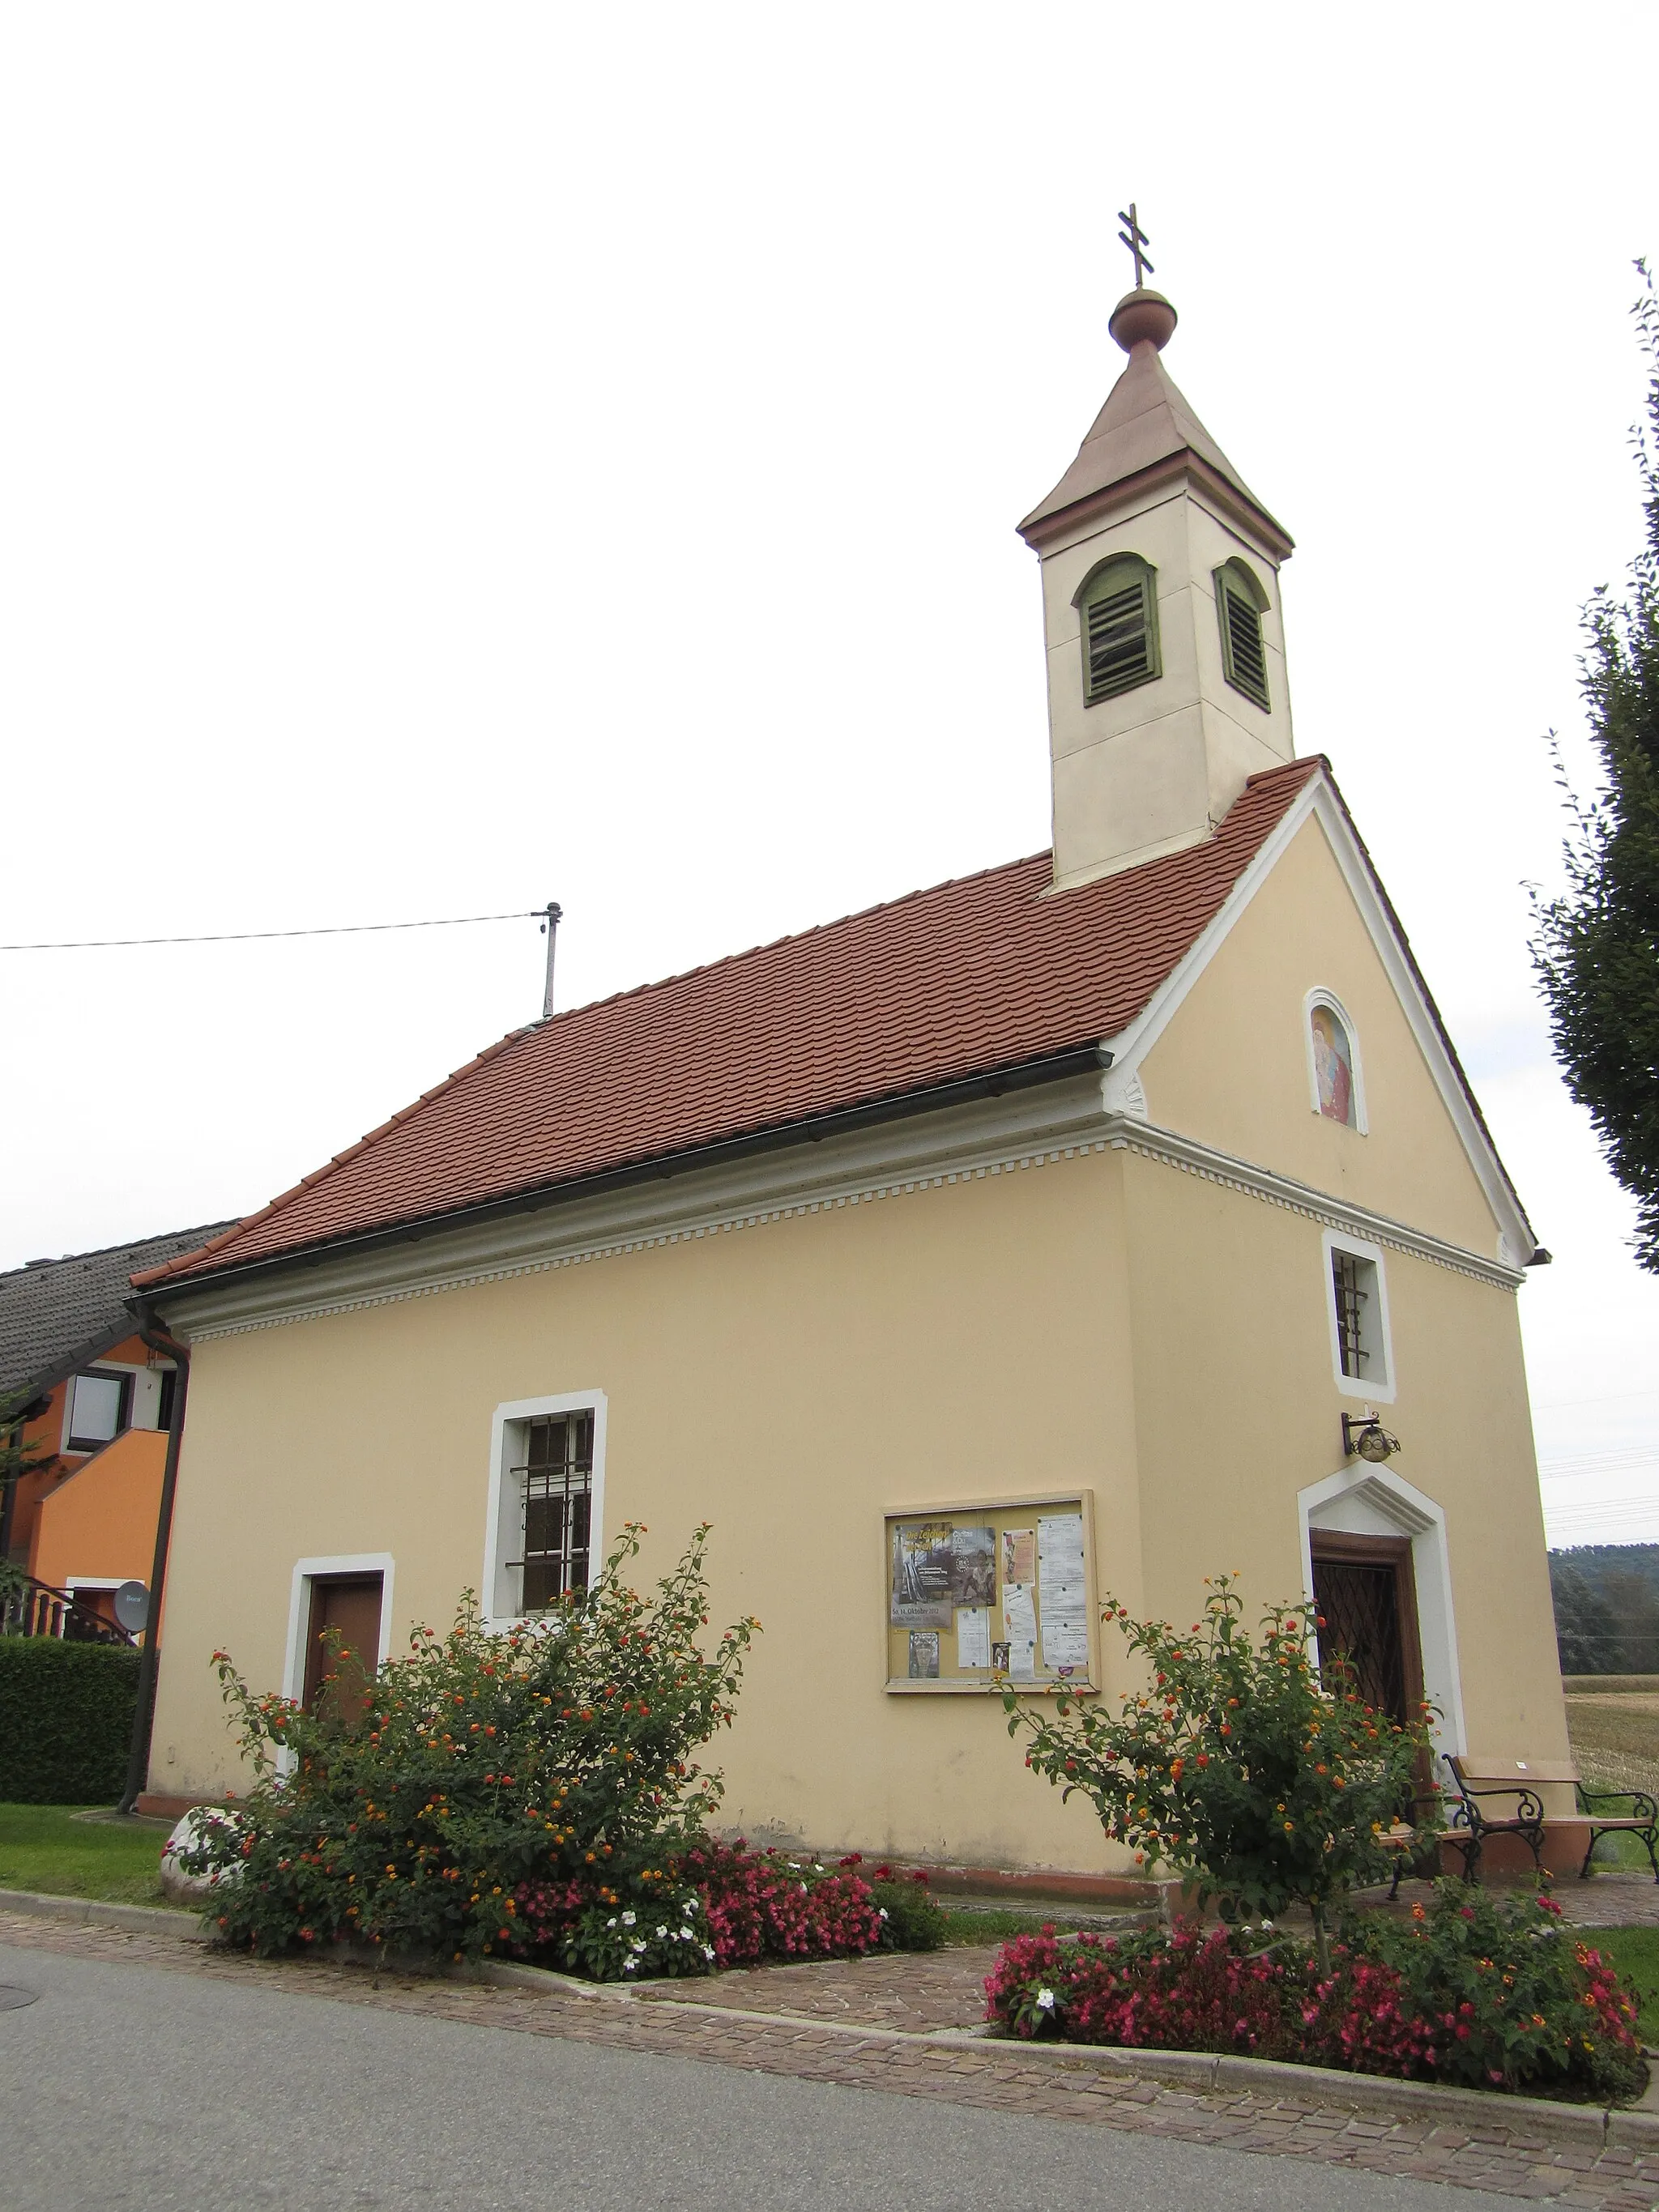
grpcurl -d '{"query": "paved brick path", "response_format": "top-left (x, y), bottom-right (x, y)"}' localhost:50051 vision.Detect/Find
top-left (5, 1904), bottom-right (1659, 2209)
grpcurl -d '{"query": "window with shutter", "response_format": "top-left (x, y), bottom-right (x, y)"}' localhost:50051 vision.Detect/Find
top-left (1214, 560), bottom-right (1271, 710)
top-left (1075, 556), bottom-right (1159, 705)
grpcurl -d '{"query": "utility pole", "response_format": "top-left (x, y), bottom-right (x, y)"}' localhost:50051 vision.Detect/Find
top-left (540, 901), bottom-right (563, 1021)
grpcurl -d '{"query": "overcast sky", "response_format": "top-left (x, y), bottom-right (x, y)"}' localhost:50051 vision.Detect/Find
top-left (2, 6), bottom-right (1655, 1545)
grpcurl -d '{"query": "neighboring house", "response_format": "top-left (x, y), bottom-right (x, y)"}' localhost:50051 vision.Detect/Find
top-left (132, 282), bottom-right (1572, 1875)
top-left (0, 1224), bottom-right (232, 1626)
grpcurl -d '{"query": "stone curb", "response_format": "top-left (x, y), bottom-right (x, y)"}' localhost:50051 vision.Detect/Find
top-left (0, 1887), bottom-right (207, 1940)
top-left (6, 1892), bottom-right (1653, 2157)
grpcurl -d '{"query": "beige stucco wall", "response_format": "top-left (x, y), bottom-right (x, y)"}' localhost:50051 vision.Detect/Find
top-left (152, 1149), bottom-right (1150, 1871)
top-left (1119, 1156), bottom-right (1566, 1775)
top-left (151, 1089), bottom-right (1565, 1864)
top-left (1141, 812), bottom-right (1504, 1259)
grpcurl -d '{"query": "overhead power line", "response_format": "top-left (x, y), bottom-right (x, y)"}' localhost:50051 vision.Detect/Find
top-left (0, 908), bottom-right (545, 953)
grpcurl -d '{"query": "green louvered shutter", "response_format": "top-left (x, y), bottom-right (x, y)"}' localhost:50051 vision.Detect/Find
top-left (1218, 575), bottom-right (1270, 709)
top-left (1083, 568), bottom-right (1157, 702)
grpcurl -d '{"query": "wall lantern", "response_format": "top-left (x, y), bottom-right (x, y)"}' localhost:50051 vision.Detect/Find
top-left (1341, 1410), bottom-right (1400, 1463)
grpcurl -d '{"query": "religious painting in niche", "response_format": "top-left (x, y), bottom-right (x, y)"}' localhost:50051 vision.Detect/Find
top-left (1311, 1003), bottom-right (1356, 1127)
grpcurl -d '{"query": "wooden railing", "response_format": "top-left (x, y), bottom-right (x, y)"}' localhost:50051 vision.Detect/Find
top-left (0, 1571), bottom-right (136, 1646)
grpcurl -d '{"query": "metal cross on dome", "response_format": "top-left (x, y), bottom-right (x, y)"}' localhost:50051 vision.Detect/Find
top-left (1117, 202), bottom-right (1154, 289)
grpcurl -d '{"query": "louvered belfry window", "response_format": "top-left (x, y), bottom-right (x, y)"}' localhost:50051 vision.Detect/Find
top-left (1216, 561), bottom-right (1271, 710)
top-left (1078, 556), bottom-right (1158, 705)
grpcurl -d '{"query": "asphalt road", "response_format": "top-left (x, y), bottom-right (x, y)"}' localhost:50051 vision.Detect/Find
top-left (1, 1941), bottom-right (1533, 2212)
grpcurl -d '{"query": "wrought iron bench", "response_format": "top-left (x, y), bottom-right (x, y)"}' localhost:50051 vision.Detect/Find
top-left (1439, 1754), bottom-right (1547, 1882)
top-left (1380, 1754), bottom-right (1659, 1892)
top-left (1576, 1778), bottom-right (1659, 1882)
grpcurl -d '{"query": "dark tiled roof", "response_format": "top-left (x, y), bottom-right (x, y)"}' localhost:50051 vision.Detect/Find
top-left (139, 761), bottom-right (1324, 1292)
top-left (0, 1224), bottom-right (237, 1398)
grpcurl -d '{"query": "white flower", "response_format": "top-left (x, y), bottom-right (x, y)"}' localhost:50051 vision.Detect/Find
top-left (1260, 1919), bottom-right (1274, 1931)
top-left (1035, 1988), bottom-right (1056, 2012)
top-left (657, 1924), bottom-right (668, 1937)
top-left (623, 1958), bottom-right (638, 1972)
top-left (621, 1911), bottom-right (636, 1926)
top-left (879, 1907), bottom-right (889, 1920)
top-left (799, 1882), bottom-right (808, 1894)
top-left (606, 1916), bottom-right (617, 1929)
top-left (702, 1945), bottom-right (716, 1960)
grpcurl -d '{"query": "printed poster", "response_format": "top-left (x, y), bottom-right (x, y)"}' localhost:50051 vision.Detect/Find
top-left (1002, 1528), bottom-right (1035, 1584)
top-left (891, 1521), bottom-right (954, 1630)
top-left (949, 1527), bottom-right (996, 1608)
top-left (1003, 1583), bottom-right (1038, 1681)
top-left (908, 1630), bottom-right (940, 1680)
top-left (955, 1606), bottom-right (992, 1670)
top-left (1038, 1511), bottom-right (1090, 1673)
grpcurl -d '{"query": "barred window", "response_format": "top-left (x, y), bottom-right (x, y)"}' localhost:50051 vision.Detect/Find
top-left (1331, 1250), bottom-right (1370, 1379)
top-left (510, 1411), bottom-right (594, 1609)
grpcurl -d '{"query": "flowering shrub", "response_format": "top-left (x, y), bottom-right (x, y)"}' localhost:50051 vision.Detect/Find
top-left (1004, 1573), bottom-right (1429, 1967)
top-left (1346, 1884), bottom-right (1645, 2100)
top-left (184, 1523), bottom-right (758, 1968)
top-left (984, 1884), bottom-right (1646, 2102)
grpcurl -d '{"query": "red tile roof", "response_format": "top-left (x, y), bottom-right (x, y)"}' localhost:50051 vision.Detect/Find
top-left (136, 758), bottom-right (1324, 1291)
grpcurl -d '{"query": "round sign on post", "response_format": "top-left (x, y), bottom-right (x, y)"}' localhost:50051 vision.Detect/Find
top-left (113, 1580), bottom-right (150, 1635)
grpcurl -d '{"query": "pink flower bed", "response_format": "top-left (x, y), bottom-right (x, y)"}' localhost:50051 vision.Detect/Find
top-left (984, 1889), bottom-right (1645, 2102)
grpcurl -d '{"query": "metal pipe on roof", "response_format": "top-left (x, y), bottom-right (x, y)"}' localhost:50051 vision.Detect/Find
top-left (116, 1312), bottom-right (190, 1818)
top-left (540, 901), bottom-right (562, 1023)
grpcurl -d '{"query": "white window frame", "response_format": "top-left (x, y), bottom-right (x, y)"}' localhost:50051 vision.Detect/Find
top-left (1299, 1462), bottom-right (1466, 1761)
top-left (482, 1390), bottom-right (608, 1631)
top-left (1321, 1229), bottom-right (1395, 1404)
top-left (60, 1366), bottom-right (136, 1458)
top-left (1303, 987), bottom-right (1367, 1134)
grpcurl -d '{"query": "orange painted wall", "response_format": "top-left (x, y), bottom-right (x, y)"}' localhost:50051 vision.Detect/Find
top-left (29, 1426), bottom-right (166, 1592)
top-left (6, 1334), bottom-right (162, 1570)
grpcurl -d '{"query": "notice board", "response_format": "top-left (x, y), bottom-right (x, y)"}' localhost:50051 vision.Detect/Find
top-left (884, 1491), bottom-right (1098, 1694)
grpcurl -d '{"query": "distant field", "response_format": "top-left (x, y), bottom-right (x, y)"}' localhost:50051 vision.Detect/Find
top-left (1565, 1690), bottom-right (1659, 1799)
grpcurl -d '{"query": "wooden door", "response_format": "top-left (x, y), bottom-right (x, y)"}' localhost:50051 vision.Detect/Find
top-left (1309, 1532), bottom-right (1425, 1727)
top-left (302, 1575), bottom-right (384, 1729)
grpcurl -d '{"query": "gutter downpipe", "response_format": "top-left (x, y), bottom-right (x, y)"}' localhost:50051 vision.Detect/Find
top-left (117, 1309), bottom-right (190, 1818)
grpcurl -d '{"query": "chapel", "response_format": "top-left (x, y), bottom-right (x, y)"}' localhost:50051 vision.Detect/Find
top-left (130, 268), bottom-right (1572, 1882)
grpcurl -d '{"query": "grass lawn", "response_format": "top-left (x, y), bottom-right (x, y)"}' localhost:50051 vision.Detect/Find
top-left (0, 1804), bottom-right (175, 1908)
top-left (937, 1906), bottom-right (1130, 1946)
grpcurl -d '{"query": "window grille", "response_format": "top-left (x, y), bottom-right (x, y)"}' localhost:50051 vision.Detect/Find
top-left (1079, 557), bottom-right (1159, 703)
top-left (509, 1411), bottom-right (594, 1609)
top-left (1216, 566), bottom-right (1270, 710)
top-left (1331, 1250), bottom-right (1369, 1379)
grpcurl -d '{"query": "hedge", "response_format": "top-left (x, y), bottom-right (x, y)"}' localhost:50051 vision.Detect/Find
top-left (0, 1637), bottom-right (141, 1803)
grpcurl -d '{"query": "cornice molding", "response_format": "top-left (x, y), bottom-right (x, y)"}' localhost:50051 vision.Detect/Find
top-left (1102, 1117), bottom-right (1524, 1291)
top-left (163, 1081), bottom-right (1519, 1345)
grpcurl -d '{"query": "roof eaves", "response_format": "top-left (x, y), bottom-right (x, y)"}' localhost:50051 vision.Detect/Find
top-left (15, 1315), bottom-right (154, 1407)
top-left (143, 1040), bottom-right (1112, 1306)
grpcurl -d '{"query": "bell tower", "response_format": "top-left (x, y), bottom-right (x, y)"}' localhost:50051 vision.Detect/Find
top-left (1018, 266), bottom-right (1297, 890)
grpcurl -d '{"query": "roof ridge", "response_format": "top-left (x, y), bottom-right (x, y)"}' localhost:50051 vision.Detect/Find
top-left (541, 847), bottom-right (1055, 1030)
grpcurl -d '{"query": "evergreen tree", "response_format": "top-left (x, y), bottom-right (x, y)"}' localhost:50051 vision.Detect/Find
top-left (1531, 266), bottom-right (1659, 1272)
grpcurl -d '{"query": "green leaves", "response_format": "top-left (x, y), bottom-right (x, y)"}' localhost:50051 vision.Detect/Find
top-left (192, 1521), bottom-right (760, 1961)
top-left (1530, 264), bottom-right (1659, 1274)
top-left (1005, 1573), bottom-right (1431, 1933)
